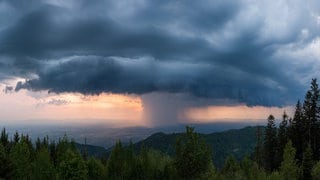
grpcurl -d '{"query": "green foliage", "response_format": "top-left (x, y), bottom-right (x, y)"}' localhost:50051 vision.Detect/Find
top-left (0, 143), bottom-right (12, 178)
top-left (290, 100), bottom-right (304, 162)
top-left (222, 156), bottom-right (241, 179)
top-left (134, 126), bottom-right (259, 168)
top-left (56, 135), bottom-right (77, 165)
top-left (302, 145), bottom-right (313, 180)
top-left (240, 156), bottom-right (267, 180)
top-left (13, 131), bottom-right (20, 144)
top-left (58, 149), bottom-right (88, 180)
top-left (267, 171), bottom-right (284, 180)
top-left (248, 162), bottom-right (267, 180)
top-left (253, 126), bottom-right (264, 168)
top-left (139, 148), bottom-right (175, 179)
top-left (278, 112), bottom-right (289, 166)
top-left (312, 161), bottom-right (320, 180)
top-left (87, 157), bottom-right (106, 180)
top-left (107, 141), bottom-right (126, 179)
top-left (264, 114), bottom-right (278, 172)
top-left (0, 128), bottom-right (9, 148)
top-left (198, 163), bottom-right (217, 180)
top-left (279, 141), bottom-right (299, 180)
top-left (10, 139), bottom-right (32, 179)
top-left (175, 126), bottom-right (212, 179)
top-left (31, 147), bottom-right (56, 180)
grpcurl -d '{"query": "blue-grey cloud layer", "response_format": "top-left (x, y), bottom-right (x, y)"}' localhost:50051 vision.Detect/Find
top-left (1, 0), bottom-right (320, 106)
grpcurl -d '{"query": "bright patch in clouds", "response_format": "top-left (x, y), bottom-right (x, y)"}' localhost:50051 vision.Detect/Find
top-left (0, 83), bottom-right (144, 127)
top-left (183, 105), bottom-right (294, 123)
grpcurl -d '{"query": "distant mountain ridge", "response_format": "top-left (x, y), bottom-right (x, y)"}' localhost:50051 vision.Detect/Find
top-left (77, 126), bottom-right (262, 168)
top-left (2, 121), bottom-right (264, 148)
top-left (132, 126), bottom-right (261, 168)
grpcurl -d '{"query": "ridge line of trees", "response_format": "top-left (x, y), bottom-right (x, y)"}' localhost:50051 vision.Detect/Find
top-left (254, 78), bottom-right (320, 180)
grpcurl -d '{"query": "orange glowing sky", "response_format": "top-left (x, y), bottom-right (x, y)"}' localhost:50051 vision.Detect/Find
top-left (0, 83), bottom-right (144, 126)
top-left (183, 105), bottom-right (294, 123)
top-left (0, 82), bottom-right (294, 127)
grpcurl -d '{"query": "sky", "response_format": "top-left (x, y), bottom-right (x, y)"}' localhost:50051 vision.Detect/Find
top-left (0, 0), bottom-right (319, 127)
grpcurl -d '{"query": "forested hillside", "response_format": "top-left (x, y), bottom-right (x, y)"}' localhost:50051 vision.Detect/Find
top-left (132, 126), bottom-right (259, 168)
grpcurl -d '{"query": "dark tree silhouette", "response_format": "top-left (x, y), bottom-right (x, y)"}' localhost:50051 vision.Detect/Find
top-left (290, 100), bottom-right (304, 162)
top-left (175, 126), bottom-right (212, 179)
top-left (302, 145), bottom-right (314, 180)
top-left (263, 115), bottom-right (278, 172)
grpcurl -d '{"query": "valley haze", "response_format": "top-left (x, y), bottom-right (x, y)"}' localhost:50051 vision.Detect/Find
top-left (1, 121), bottom-right (264, 148)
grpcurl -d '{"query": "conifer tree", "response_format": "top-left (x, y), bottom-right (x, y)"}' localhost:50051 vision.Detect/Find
top-left (279, 141), bottom-right (299, 180)
top-left (13, 131), bottom-right (19, 144)
top-left (87, 157), bottom-right (106, 180)
top-left (0, 143), bottom-right (12, 178)
top-left (35, 137), bottom-right (41, 152)
top-left (107, 141), bottom-right (126, 179)
top-left (10, 140), bottom-right (32, 179)
top-left (290, 100), bottom-right (304, 162)
top-left (174, 126), bottom-right (212, 179)
top-left (254, 125), bottom-right (264, 168)
top-left (58, 149), bottom-right (87, 180)
top-left (31, 147), bottom-right (56, 180)
top-left (303, 90), bottom-right (313, 151)
top-left (222, 156), bottom-right (241, 179)
top-left (278, 111), bottom-right (289, 166)
top-left (310, 79), bottom-right (320, 160)
top-left (0, 128), bottom-right (9, 148)
top-left (312, 161), bottom-right (320, 180)
top-left (264, 114), bottom-right (278, 172)
top-left (302, 145), bottom-right (313, 180)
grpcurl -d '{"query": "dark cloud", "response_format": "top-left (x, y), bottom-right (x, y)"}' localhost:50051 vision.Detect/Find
top-left (0, 0), bottom-right (319, 107)
top-left (14, 55), bottom-right (298, 106)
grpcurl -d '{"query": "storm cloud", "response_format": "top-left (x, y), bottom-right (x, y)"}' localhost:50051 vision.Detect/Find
top-left (1, 0), bottom-right (320, 107)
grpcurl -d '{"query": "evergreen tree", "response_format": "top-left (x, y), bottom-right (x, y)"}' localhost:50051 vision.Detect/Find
top-left (87, 157), bottom-right (106, 180)
top-left (35, 137), bottom-right (41, 152)
top-left (0, 143), bottom-right (12, 179)
top-left (21, 134), bottom-right (35, 159)
top-left (125, 142), bottom-right (139, 178)
top-left (107, 141), bottom-right (126, 179)
top-left (240, 156), bottom-right (260, 180)
top-left (0, 128), bottom-right (9, 148)
top-left (264, 114), bottom-right (278, 172)
top-left (49, 141), bottom-right (57, 166)
top-left (278, 111), bottom-right (289, 166)
top-left (310, 79), bottom-right (320, 160)
top-left (13, 131), bottom-right (20, 144)
top-left (279, 141), bottom-right (299, 180)
top-left (31, 147), bottom-right (56, 180)
top-left (10, 140), bottom-right (32, 179)
top-left (303, 90), bottom-right (312, 145)
top-left (312, 161), bottom-right (320, 180)
top-left (302, 145), bottom-right (313, 180)
top-left (253, 125), bottom-right (264, 168)
top-left (290, 100), bottom-right (304, 163)
top-left (267, 171), bottom-right (284, 180)
top-left (56, 135), bottom-right (76, 165)
top-left (174, 126), bottom-right (212, 179)
top-left (42, 136), bottom-right (49, 149)
top-left (299, 79), bottom-right (320, 162)
top-left (58, 149), bottom-right (87, 180)
top-left (221, 156), bottom-right (241, 179)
